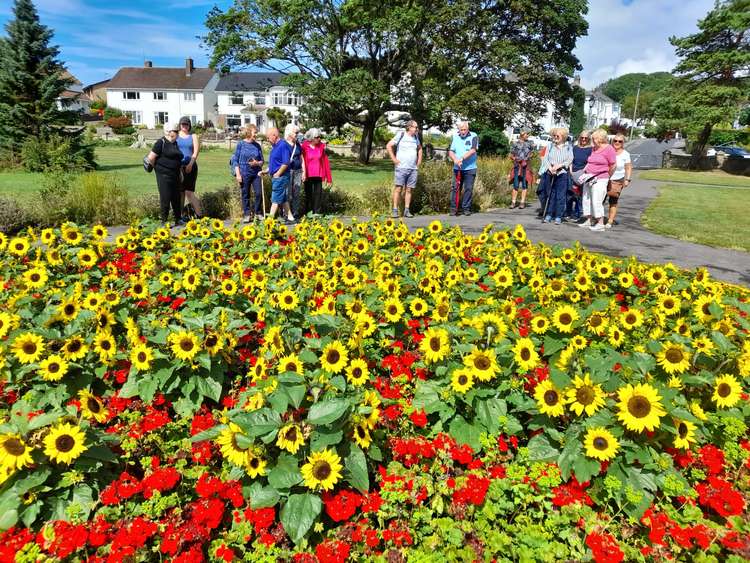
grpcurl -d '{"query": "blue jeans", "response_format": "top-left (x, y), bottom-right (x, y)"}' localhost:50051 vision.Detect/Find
top-left (565, 175), bottom-right (582, 219)
top-left (241, 174), bottom-right (263, 216)
top-left (449, 169), bottom-right (476, 213)
top-left (541, 172), bottom-right (568, 220)
top-left (512, 162), bottom-right (528, 190)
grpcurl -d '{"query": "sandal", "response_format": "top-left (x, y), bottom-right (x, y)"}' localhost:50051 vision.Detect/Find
top-left (519, 202), bottom-right (526, 209)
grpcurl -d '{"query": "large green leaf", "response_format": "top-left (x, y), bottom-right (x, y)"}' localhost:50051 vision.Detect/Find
top-left (281, 493), bottom-right (322, 544)
top-left (474, 398), bottom-right (506, 434)
top-left (268, 453), bottom-right (303, 490)
top-left (527, 434), bottom-right (559, 462)
top-left (345, 445), bottom-right (369, 493)
top-left (449, 416), bottom-right (482, 452)
top-left (572, 455), bottom-right (601, 483)
top-left (247, 482), bottom-right (281, 509)
top-left (307, 398), bottom-right (349, 426)
top-left (310, 429), bottom-right (343, 450)
top-left (413, 381), bottom-right (444, 414)
top-left (194, 375), bottom-right (223, 402)
top-left (232, 409), bottom-right (282, 437)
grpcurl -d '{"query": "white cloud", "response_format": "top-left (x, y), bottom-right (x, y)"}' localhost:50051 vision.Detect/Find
top-left (575, 0), bottom-right (714, 89)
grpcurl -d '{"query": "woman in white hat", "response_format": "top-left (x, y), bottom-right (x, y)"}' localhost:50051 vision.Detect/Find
top-left (300, 127), bottom-right (332, 215)
top-left (145, 122), bottom-right (184, 225)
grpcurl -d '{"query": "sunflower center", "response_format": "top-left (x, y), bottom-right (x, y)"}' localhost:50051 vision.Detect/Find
top-left (87, 398), bottom-right (102, 413)
top-left (627, 396), bottom-right (651, 418)
top-left (665, 348), bottom-right (684, 363)
top-left (543, 390), bottom-right (559, 406)
top-left (576, 386), bottom-right (595, 405)
top-left (180, 339), bottom-right (194, 352)
top-left (678, 423), bottom-right (688, 438)
top-left (352, 367), bottom-right (362, 378)
top-left (22, 342), bottom-right (37, 355)
top-left (593, 437), bottom-right (608, 450)
top-left (357, 426), bottom-right (366, 438)
top-left (285, 428), bottom-right (297, 442)
top-left (205, 335), bottom-right (218, 347)
top-left (717, 383), bottom-right (731, 398)
top-left (30, 273), bottom-right (40, 282)
top-left (559, 313), bottom-right (572, 325)
top-left (551, 281), bottom-right (562, 291)
top-left (312, 460), bottom-right (332, 481)
top-left (590, 315), bottom-right (602, 327)
top-left (48, 362), bottom-right (60, 373)
top-left (68, 340), bottom-right (81, 353)
top-left (326, 350), bottom-right (340, 364)
top-left (474, 355), bottom-right (490, 370)
top-left (520, 348), bottom-right (531, 361)
top-left (63, 305), bottom-right (75, 316)
top-left (55, 434), bottom-right (75, 453)
top-left (137, 352), bottom-right (147, 363)
top-left (429, 337), bottom-right (441, 352)
top-left (625, 314), bottom-right (636, 324)
top-left (458, 374), bottom-right (468, 386)
top-left (284, 295), bottom-right (293, 304)
top-left (249, 457), bottom-right (260, 469)
top-left (3, 438), bottom-right (25, 456)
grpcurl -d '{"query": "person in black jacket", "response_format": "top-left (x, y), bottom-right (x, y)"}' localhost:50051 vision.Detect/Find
top-left (146, 122), bottom-right (184, 225)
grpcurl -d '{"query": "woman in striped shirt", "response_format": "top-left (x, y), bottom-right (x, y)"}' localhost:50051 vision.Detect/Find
top-left (539, 127), bottom-right (573, 225)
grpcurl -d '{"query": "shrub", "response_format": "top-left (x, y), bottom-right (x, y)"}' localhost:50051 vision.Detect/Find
top-left (473, 122), bottom-right (511, 157)
top-left (709, 128), bottom-right (750, 148)
top-left (20, 131), bottom-right (96, 173)
top-left (0, 196), bottom-right (35, 233)
top-left (200, 185), bottom-right (234, 219)
top-left (105, 115), bottom-right (134, 135)
top-left (103, 107), bottom-right (123, 120)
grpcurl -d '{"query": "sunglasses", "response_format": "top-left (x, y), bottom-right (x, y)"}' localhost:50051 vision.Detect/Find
top-left (613, 140), bottom-right (624, 144)
top-left (579, 137), bottom-right (589, 141)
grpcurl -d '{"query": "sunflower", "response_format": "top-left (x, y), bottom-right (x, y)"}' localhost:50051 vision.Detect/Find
top-left (265, 326), bottom-right (285, 354)
top-left (712, 374), bottom-right (742, 408)
top-left (673, 420), bottom-right (696, 450)
top-left (23, 266), bottom-right (48, 289)
top-left (129, 278), bottom-right (149, 300)
top-left (620, 309), bottom-right (644, 330)
top-left (12, 332), bottom-right (45, 364)
top-left (170, 330), bottom-right (200, 361)
top-left (451, 368), bottom-right (474, 394)
top-left (607, 325), bottom-right (625, 348)
top-left (584, 427), bottom-right (620, 461)
top-left (569, 334), bottom-right (588, 350)
top-left (616, 383), bottom-right (666, 432)
top-left (94, 332), bottom-right (117, 362)
top-left (43, 423), bottom-right (87, 464)
top-left (658, 295), bottom-right (682, 316)
top-left (353, 422), bottom-right (372, 449)
top-left (573, 271), bottom-right (592, 292)
top-left (277, 353), bottom-right (304, 376)
top-left (38, 354), bottom-right (69, 382)
top-left (345, 358), bottom-right (369, 386)
top-left (565, 374), bottom-right (605, 416)
top-left (78, 390), bottom-right (108, 423)
top-left (217, 423), bottom-right (253, 467)
top-left (419, 327), bottom-right (450, 364)
top-left (0, 312), bottom-right (11, 338)
top-left (276, 424), bottom-right (305, 454)
top-left (534, 380), bottom-right (565, 417)
top-left (383, 297), bottom-right (405, 322)
top-left (512, 337), bottom-right (539, 372)
top-left (221, 278), bottom-right (238, 296)
top-left (301, 449), bottom-right (343, 491)
top-left (203, 331), bottom-right (224, 356)
top-left (409, 297), bottom-right (428, 317)
top-left (656, 342), bottom-right (690, 375)
top-left (8, 236), bottom-right (30, 256)
top-left (130, 343), bottom-right (154, 371)
top-left (547, 279), bottom-right (566, 298)
top-left (493, 267), bottom-right (513, 288)
top-left (551, 305), bottom-right (578, 334)
top-left (0, 434), bottom-right (34, 470)
top-left (182, 268), bottom-right (201, 291)
top-left (463, 347), bottom-right (498, 382)
top-left (62, 336), bottom-right (88, 361)
top-left (320, 341), bottom-right (348, 373)
top-left (246, 451), bottom-right (267, 478)
top-left (77, 248), bottom-right (98, 268)
top-left (278, 289), bottom-right (299, 311)
top-left (531, 315), bottom-right (550, 334)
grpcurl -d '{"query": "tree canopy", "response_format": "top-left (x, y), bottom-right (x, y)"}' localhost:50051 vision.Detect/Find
top-left (597, 72), bottom-right (674, 104)
top-left (203, 0), bottom-right (588, 163)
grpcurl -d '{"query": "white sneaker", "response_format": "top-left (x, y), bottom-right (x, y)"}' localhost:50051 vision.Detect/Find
top-left (589, 223), bottom-right (605, 232)
top-left (605, 223), bottom-right (612, 229)
top-left (577, 220), bottom-right (592, 228)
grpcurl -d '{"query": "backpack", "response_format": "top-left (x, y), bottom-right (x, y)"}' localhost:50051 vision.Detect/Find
top-left (393, 131), bottom-right (420, 153)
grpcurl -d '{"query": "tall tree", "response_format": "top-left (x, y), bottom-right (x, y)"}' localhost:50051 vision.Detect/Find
top-left (203, 0), bottom-right (587, 163)
top-left (653, 0), bottom-right (750, 168)
top-left (0, 0), bottom-right (74, 161)
top-left (597, 72), bottom-right (674, 104)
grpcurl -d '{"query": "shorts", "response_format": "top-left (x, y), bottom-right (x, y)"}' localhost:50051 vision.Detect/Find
top-left (271, 175), bottom-right (289, 204)
top-left (394, 167), bottom-right (418, 188)
top-left (608, 179), bottom-right (625, 204)
top-left (180, 162), bottom-right (198, 192)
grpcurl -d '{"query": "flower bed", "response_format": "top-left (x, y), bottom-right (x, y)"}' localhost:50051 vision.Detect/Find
top-left (0, 218), bottom-right (749, 562)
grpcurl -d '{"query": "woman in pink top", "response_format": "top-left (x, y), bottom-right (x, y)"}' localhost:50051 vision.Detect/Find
top-left (579, 129), bottom-right (616, 232)
top-left (301, 128), bottom-right (332, 216)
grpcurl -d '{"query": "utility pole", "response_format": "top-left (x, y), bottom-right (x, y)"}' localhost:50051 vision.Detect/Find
top-left (629, 82), bottom-right (641, 142)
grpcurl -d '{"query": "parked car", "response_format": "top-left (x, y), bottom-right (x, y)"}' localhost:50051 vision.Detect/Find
top-left (715, 143), bottom-right (750, 158)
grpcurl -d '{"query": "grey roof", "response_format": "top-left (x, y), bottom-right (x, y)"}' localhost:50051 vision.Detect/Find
top-left (107, 67), bottom-right (215, 90)
top-left (587, 90), bottom-right (615, 104)
top-left (215, 72), bottom-right (284, 92)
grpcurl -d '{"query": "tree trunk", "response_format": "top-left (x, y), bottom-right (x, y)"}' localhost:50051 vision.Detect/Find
top-left (688, 123), bottom-right (713, 170)
top-left (358, 118), bottom-right (377, 164)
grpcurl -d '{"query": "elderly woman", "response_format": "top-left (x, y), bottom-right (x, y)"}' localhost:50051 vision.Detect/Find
top-left (606, 134), bottom-right (632, 229)
top-left (538, 127), bottom-right (573, 225)
top-left (146, 122), bottom-right (184, 225)
top-left (578, 128), bottom-right (616, 232)
top-left (232, 125), bottom-right (264, 222)
top-left (566, 130), bottom-right (592, 220)
top-left (300, 128), bottom-right (332, 216)
top-left (285, 124), bottom-right (305, 219)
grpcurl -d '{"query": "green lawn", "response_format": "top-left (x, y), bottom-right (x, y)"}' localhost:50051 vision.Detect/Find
top-left (0, 146), bottom-right (393, 202)
top-left (639, 169), bottom-right (750, 188)
top-left (642, 183), bottom-right (750, 252)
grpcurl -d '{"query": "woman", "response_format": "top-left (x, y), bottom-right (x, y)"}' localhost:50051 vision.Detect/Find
top-left (146, 122), bottom-right (183, 225)
top-left (606, 134), bottom-right (632, 229)
top-left (578, 128), bottom-right (616, 232)
top-left (566, 130), bottom-right (592, 220)
top-left (509, 130), bottom-right (535, 209)
top-left (232, 125), bottom-right (264, 222)
top-left (300, 128), bottom-right (332, 216)
top-left (285, 124), bottom-right (305, 219)
top-left (538, 127), bottom-right (573, 225)
top-left (177, 117), bottom-right (203, 218)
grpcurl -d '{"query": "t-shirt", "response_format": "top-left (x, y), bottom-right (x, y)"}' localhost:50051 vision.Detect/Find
top-left (152, 137), bottom-right (183, 172)
top-left (610, 150), bottom-right (631, 180)
top-left (584, 144), bottom-right (617, 178)
top-left (449, 132), bottom-right (479, 171)
top-left (232, 140), bottom-right (263, 178)
top-left (288, 141), bottom-right (303, 171)
top-left (511, 139), bottom-right (535, 161)
top-left (269, 139), bottom-right (292, 176)
top-left (391, 131), bottom-right (420, 170)
top-left (572, 146), bottom-right (592, 172)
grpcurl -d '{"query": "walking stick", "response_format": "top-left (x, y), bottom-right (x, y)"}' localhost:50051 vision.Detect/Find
top-left (454, 168), bottom-right (462, 214)
top-left (261, 176), bottom-right (267, 218)
top-left (541, 173), bottom-right (551, 221)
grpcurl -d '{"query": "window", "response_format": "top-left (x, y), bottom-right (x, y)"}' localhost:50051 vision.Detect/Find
top-left (230, 94), bottom-right (244, 105)
top-left (188, 115), bottom-right (199, 125)
top-left (153, 92), bottom-right (166, 101)
top-left (226, 114), bottom-right (242, 127)
top-left (184, 92), bottom-right (196, 101)
top-left (123, 91), bottom-right (140, 100)
top-left (272, 93), bottom-right (280, 105)
top-left (286, 93), bottom-right (299, 106)
top-left (154, 112), bottom-right (169, 125)
top-left (256, 115), bottom-right (265, 129)
top-left (124, 111), bottom-right (142, 125)
top-left (254, 93), bottom-right (266, 105)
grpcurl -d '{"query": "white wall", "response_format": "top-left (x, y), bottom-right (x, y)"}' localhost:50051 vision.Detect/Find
top-left (107, 89), bottom-right (209, 128)
top-left (216, 86), bottom-right (303, 129)
top-left (586, 98), bottom-right (621, 128)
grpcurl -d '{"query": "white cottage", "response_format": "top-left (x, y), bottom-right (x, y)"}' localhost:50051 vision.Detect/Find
top-left (215, 72), bottom-right (302, 130)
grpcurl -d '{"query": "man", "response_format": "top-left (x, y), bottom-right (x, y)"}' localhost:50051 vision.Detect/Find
top-left (509, 130), bottom-right (535, 209)
top-left (284, 124), bottom-right (305, 219)
top-left (448, 121), bottom-right (479, 216)
top-left (386, 120), bottom-right (422, 218)
top-left (263, 127), bottom-right (295, 224)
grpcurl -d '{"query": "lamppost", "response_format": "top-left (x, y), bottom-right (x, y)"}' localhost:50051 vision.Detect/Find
top-left (587, 96), bottom-right (596, 129)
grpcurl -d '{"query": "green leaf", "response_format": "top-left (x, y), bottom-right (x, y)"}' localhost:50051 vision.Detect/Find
top-left (268, 453), bottom-right (303, 490)
top-left (711, 330), bottom-right (732, 353)
top-left (232, 409), bottom-right (282, 437)
top-left (194, 375), bottom-right (223, 402)
top-left (543, 335), bottom-right (565, 357)
top-left (708, 301), bottom-right (724, 320)
top-left (310, 429), bottom-right (343, 450)
top-left (268, 389), bottom-right (289, 413)
top-left (449, 416), bottom-right (482, 452)
top-left (307, 398), bottom-right (349, 426)
top-left (474, 398), bottom-right (506, 434)
top-left (413, 381), bottom-right (444, 414)
top-left (299, 349), bottom-right (318, 365)
top-left (345, 445), bottom-right (369, 493)
top-left (284, 385), bottom-right (307, 409)
top-left (247, 482), bottom-right (280, 509)
top-left (191, 424), bottom-right (226, 443)
top-left (557, 427), bottom-right (583, 480)
top-left (119, 375), bottom-right (139, 399)
top-left (138, 376), bottom-right (159, 403)
top-left (27, 411), bottom-right (63, 431)
top-left (549, 367), bottom-right (571, 389)
top-left (527, 434), bottom-right (559, 462)
top-left (572, 456), bottom-right (601, 483)
top-left (281, 493), bottom-right (322, 544)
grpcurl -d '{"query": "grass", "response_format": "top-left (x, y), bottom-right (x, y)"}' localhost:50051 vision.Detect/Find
top-left (642, 183), bottom-right (750, 252)
top-left (0, 146), bottom-right (393, 202)
top-left (639, 169), bottom-right (750, 188)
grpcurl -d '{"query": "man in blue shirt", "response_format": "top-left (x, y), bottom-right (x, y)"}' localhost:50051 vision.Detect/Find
top-left (448, 121), bottom-right (479, 216)
top-left (263, 127), bottom-right (295, 223)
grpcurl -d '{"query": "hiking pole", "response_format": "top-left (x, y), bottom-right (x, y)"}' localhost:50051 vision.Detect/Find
top-left (261, 176), bottom-right (267, 218)
top-left (540, 173), bottom-right (551, 221)
top-left (455, 168), bottom-right (462, 215)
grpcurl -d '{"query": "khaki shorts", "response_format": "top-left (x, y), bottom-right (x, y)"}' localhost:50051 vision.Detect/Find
top-left (608, 179), bottom-right (625, 204)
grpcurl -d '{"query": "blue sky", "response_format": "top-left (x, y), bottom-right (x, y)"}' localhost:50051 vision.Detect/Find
top-left (0, 0), bottom-right (715, 89)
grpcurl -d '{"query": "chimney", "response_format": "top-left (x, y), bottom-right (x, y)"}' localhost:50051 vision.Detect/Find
top-left (144, 60), bottom-right (153, 68)
top-left (573, 74), bottom-right (581, 87)
top-left (185, 58), bottom-right (194, 77)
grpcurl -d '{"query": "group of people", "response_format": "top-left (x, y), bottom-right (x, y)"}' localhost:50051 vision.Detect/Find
top-left (509, 128), bottom-right (632, 231)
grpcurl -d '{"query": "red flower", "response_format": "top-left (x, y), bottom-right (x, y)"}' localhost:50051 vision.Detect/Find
top-left (550, 476), bottom-right (593, 507)
top-left (323, 489), bottom-right (363, 522)
top-left (141, 467), bottom-right (181, 499)
top-left (585, 531), bottom-right (624, 563)
top-left (216, 544), bottom-right (235, 562)
top-left (696, 476), bottom-right (745, 517)
top-left (698, 444), bottom-right (725, 475)
top-left (244, 506), bottom-right (276, 534)
top-left (315, 539), bottom-right (351, 563)
top-left (409, 409), bottom-right (428, 427)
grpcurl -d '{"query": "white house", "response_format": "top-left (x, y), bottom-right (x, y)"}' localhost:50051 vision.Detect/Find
top-left (215, 72), bottom-right (303, 130)
top-left (106, 59), bottom-right (219, 129)
top-left (56, 71), bottom-right (91, 114)
top-left (585, 90), bottom-right (621, 129)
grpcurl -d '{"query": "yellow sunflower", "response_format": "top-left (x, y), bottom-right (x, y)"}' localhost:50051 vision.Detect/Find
top-left (62, 336), bottom-right (88, 361)
top-left (531, 315), bottom-right (550, 334)
top-left (203, 331), bottom-right (224, 356)
top-left (419, 327), bottom-right (450, 364)
top-left (277, 353), bottom-right (304, 376)
top-left (383, 297), bottom-right (404, 322)
top-left (301, 449), bottom-right (343, 491)
top-left (277, 290), bottom-right (299, 311)
top-left (463, 347), bottom-right (499, 382)
top-left (616, 383), bottom-right (666, 432)
top-left (584, 427), bottom-right (620, 461)
top-left (320, 341), bottom-right (348, 373)
top-left (12, 333), bottom-right (45, 364)
top-left (534, 380), bottom-right (565, 417)
top-left (246, 451), bottom-right (267, 478)
top-left (450, 368), bottom-right (474, 394)
top-left (345, 358), bottom-right (369, 387)
top-left (512, 337), bottom-right (539, 372)
top-left (551, 305), bottom-right (579, 333)
top-left (673, 419), bottom-right (696, 450)
top-left (656, 342), bottom-right (690, 375)
top-left (712, 374), bottom-right (742, 408)
top-left (565, 374), bottom-right (605, 416)
top-left (130, 343), bottom-right (154, 371)
top-left (23, 266), bottom-right (48, 289)
top-left (43, 423), bottom-right (87, 464)
top-left (217, 423), bottom-right (253, 467)
top-left (0, 434), bottom-right (34, 470)
top-left (0, 312), bottom-right (11, 338)
top-left (169, 330), bottom-right (200, 361)
top-left (409, 297), bottom-right (428, 317)
top-left (38, 354), bottom-right (69, 382)
top-left (276, 424), bottom-right (305, 454)
top-left (78, 390), bottom-right (108, 423)
top-left (94, 332), bottom-right (117, 362)
top-left (620, 308), bottom-right (644, 330)
top-left (352, 422), bottom-right (372, 449)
